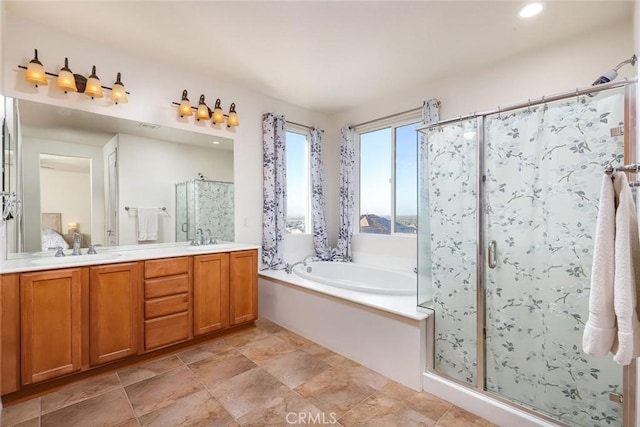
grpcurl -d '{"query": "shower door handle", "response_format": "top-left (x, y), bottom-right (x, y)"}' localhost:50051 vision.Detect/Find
top-left (488, 240), bottom-right (497, 269)
top-left (181, 223), bottom-right (188, 233)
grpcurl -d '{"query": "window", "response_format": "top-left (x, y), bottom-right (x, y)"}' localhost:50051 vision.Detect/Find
top-left (358, 121), bottom-right (420, 235)
top-left (285, 130), bottom-right (310, 234)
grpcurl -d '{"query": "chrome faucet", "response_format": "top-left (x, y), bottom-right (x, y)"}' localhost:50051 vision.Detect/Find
top-left (71, 232), bottom-right (82, 255)
top-left (285, 260), bottom-right (307, 274)
top-left (191, 229), bottom-right (203, 246)
top-left (204, 229), bottom-right (218, 245)
top-left (87, 244), bottom-right (102, 255)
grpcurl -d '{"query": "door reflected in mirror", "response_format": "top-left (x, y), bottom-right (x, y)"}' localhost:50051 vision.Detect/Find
top-left (7, 98), bottom-right (234, 256)
top-left (39, 154), bottom-right (92, 252)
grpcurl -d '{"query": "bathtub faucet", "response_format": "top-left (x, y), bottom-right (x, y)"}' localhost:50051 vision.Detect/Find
top-left (285, 260), bottom-right (307, 274)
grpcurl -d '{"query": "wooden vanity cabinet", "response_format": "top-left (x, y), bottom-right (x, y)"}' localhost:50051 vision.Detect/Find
top-left (143, 257), bottom-right (193, 351)
top-left (193, 253), bottom-right (229, 336)
top-left (230, 250), bottom-right (258, 325)
top-left (20, 268), bottom-right (84, 385)
top-left (1, 248), bottom-right (258, 397)
top-left (89, 263), bottom-right (141, 366)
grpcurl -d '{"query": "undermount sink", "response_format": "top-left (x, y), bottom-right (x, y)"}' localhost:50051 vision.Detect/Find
top-left (186, 244), bottom-right (237, 251)
top-left (30, 252), bottom-right (123, 265)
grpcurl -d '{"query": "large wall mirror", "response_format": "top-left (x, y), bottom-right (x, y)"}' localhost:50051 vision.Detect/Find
top-left (4, 99), bottom-right (234, 257)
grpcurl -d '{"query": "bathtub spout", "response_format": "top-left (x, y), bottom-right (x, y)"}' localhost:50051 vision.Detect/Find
top-left (285, 260), bottom-right (307, 274)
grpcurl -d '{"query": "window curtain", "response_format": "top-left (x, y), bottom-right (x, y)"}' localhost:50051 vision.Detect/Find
top-left (261, 113), bottom-right (288, 269)
top-left (422, 98), bottom-right (440, 125)
top-left (310, 128), bottom-right (331, 260)
top-left (332, 126), bottom-right (356, 261)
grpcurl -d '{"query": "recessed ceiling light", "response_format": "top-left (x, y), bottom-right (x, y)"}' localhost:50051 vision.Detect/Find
top-left (211, 140), bottom-right (220, 145)
top-left (519, 3), bottom-right (543, 18)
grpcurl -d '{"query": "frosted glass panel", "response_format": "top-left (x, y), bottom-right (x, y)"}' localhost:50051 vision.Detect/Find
top-left (484, 88), bottom-right (625, 426)
top-left (175, 180), bottom-right (234, 242)
top-left (419, 119), bottom-right (478, 385)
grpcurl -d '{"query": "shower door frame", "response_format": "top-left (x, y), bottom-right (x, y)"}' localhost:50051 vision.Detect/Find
top-left (419, 78), bottom-right (638, 427)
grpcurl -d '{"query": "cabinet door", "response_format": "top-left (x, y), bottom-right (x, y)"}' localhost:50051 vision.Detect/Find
top-left (89, 263), bottom-right (140, 366)
top-left (229, 250), bottom-right (258, 326)
top-left (193, 253), bottom-right (229, 335)
top-left (21, 268), bottom-right (83, 385)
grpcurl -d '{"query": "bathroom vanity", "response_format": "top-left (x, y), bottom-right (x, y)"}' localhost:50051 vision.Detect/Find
top-left (0, 243), bottom-right (258, 399)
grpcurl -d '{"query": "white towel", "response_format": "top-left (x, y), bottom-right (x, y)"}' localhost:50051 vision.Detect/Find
top-left (583, 172), bottom-right (640, 365)
top-left (136, 208), bottom-right (158, 241)
top-left (583, 175), bottom-right (617, 356)
top-left (611, 172), bottom-right (640, 365)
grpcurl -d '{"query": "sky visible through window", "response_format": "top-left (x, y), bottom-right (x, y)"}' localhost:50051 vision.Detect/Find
top-left (286, 131), bottom-right (308, 218)
top-left (360, 123), bottom-right (418, 217)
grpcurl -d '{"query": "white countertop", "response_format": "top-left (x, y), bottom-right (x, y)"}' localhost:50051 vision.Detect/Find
top-left (259, 268), bottom-right (432, 322)
top-left (0, 242), bottom-right (259, 274)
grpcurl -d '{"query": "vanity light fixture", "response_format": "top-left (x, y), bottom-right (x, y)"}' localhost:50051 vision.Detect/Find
top-left (211, 99), bottom-right (225, 124)
top-left (179, 90), bottom-right (193, 117)
top-left (25, 49), bottom-right (48, 87)
top-left (173, 90), bottom-right (239, 127)
top-left (19, 49), bottom-right (130, 103)
top-left (84, 66), bottom-right (103, 99)
top-left (110, 73), bottom-right (128, 104)
top-left (57, 58), bottom-right (77, 93)
top-left (227, 103), bottom-right (239, 127)
top-left (196, 95), bottom-right (210, 121)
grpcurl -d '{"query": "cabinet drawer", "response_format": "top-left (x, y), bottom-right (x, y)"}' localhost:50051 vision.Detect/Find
top-left (144, 275), bottom-right (189, 299)
top-left (145, 294), bottom-right (189, 319)
top-left (145, 312), bottom-right (189, 350)
top-left (145, 257), bottom-right (189, 279)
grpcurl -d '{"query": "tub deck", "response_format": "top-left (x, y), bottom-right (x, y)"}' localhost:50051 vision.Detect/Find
top-left (258, 267), bottom-right (432, 391)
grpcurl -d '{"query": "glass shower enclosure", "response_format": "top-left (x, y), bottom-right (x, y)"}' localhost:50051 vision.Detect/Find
top-left (417, 83), bottom-right (634, 426)
top-left (175, 179), bottom-right (234, 243)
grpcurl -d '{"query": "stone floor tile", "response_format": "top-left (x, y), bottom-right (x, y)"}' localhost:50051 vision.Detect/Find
top-left (0, 398), bottom-right (40, 427)
top-left (41, 389), bottom-right (134, 427)
top-left (41, 374), bottom-right (121, 414)
top-left (261, 350), bottom-right (331, 389)
top-left (117, 355), bottom-right (183, 387)
top-left (138, 389), bottom-right (232, 427)
top-left (124, 366), bottom-right (204, 417)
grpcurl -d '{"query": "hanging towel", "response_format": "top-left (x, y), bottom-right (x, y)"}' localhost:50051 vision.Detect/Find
top-left (583, 172), bottom-right (640, 365)
top-left (611, 172), bottom-right (640, 365)
top-left (583, 175), bottom-right (616, 356)
top-left (136, 208), bottom-right (158, 241)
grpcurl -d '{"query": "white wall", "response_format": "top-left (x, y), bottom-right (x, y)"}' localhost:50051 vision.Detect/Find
top-left (330, 21), bottom-right (635, 270)
top-left (22, 137), bottom-right (104, 252)
top-left (117, 133), bottom-right (233, 246)
top-left (40, 168), bottom-right (91, 239)
top-left (2, 12), bottom-right (330, 257)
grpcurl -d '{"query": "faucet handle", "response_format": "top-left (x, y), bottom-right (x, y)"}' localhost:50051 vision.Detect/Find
top-left (49, 246), bottom-right (65, 257)
top-left (87, 244), bottom-right (102, 255)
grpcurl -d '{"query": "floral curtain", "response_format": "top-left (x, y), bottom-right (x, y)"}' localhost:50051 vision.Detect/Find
top-left (332, 126), bottom-right (355, 261)
top-left (261, 113), bottom-right (288, 269)
top-left (310, 128), bottom-right (331, 260)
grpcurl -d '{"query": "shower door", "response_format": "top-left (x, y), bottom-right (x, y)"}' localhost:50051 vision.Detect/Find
top-left (483, 86), bottom-right (626, 426)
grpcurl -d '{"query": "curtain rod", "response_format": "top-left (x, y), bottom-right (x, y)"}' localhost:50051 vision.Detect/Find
top-left (350, 106), bottom-right (423, 129)
top-left (287, 120), bottom-right (324, 133)
top-left (417, 77), bottom-right (638, 129)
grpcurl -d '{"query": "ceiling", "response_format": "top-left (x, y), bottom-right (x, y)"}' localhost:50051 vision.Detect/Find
top-left (5, 1), bottom-right (634, 114)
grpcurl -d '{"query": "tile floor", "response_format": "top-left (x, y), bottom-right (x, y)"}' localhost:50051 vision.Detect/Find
top-left (0, 319), bottom-right (495, 427)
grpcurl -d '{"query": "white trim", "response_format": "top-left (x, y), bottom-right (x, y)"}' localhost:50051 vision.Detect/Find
top-left (423, 373), bottom-right (563, 427)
